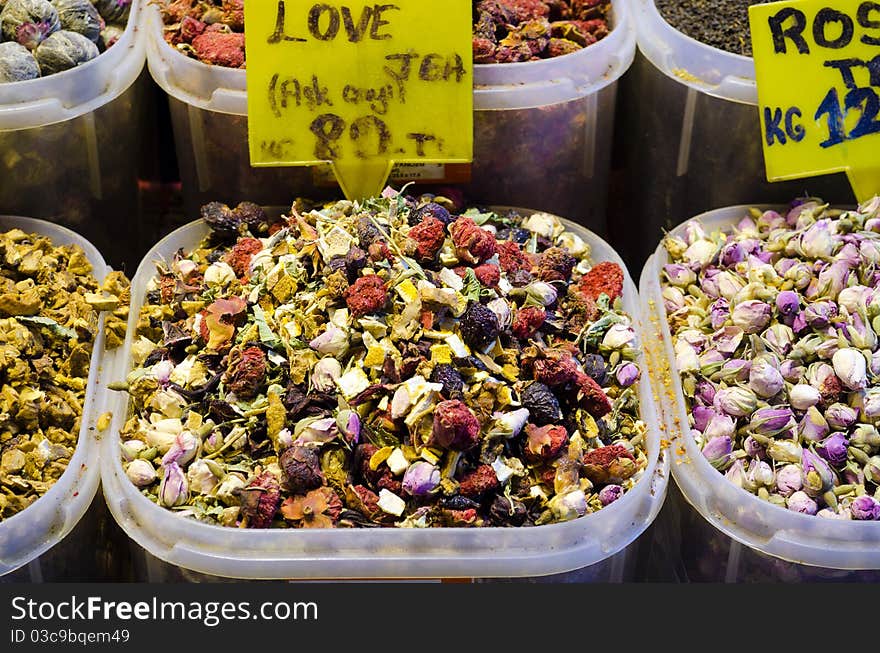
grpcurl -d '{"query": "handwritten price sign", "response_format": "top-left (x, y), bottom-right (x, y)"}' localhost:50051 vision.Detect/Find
top-left (749, 0), bottom-right (880, 200)
top-left (245, 0), bottom-right (473, 200)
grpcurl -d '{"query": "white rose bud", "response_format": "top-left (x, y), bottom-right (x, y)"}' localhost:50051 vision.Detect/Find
top-left (126, 459), bottom-right (157, 487)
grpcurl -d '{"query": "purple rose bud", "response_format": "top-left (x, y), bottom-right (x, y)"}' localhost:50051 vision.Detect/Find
top-left (776, 464), bottom-right (803, 497)
top-left (824, 403), bottom-right (858, 429)
top-left (844, 468), bottom-right (865, 486)
top-left (721, 358), bottom-right (751, 382)
top-left (158, 461), bottom-right (189, 508)
top-left (775, 258), bottom-right (797, 276)
top-left (720, 242), bottom-right (746, 266)
top-left (860, 239), bottom-right (880, 264)
top-left (701, 269), bottom-right (722, 299)
top-left (702, 435), bottom-right (734, 470)
top-left (663, 286), bottom-right (686, 314)
top-left (401, 462), bottom-right (440, 497)
top-left (815, 261), bottom-right (850, 300)
top-left (732, 300), bottom-right (772, 334)
top-left (816, 433), bottom-right (849, 467)
top-left (776, 290), bottom-right (800, 316)
top-left (785, 262), bottom-right (814, 291)
top-left (704, 413), bottom-right (736, 440)
top-left (336, 409), bottom-right (360, 444)
top-left (744, 459), bottom-right (775, 490)
top-left (798, 406), bottom-right (830, 442)
top-left (714, 387), bottom-right (757, 417)
top-left (871, 350), bottom-right (880, 376)
top-left (695, 380), bottom-right (717, 406)
top-left (615, 362), bottom-right (640, 387)
top-left (750, 407), bottom-right (795, 436)
top-left (779, 360), bottom-right (805, 383)
top-left (837, 285), bottom-right (872, 313)
top-left (699, 349), bottom-right (726, 371)
top-left (711, 326), bottom-right (744, 355)
top-left (804, 301), bottom-right (837, 329)
top-left (792, 311), bottom-right (808, 333)
top-left (834, 242), bottom-right (861, 268)
top-left (801, 448), bottom-right (835, 496)
top-left (787, 490), bottom-right (818, 515)
top-left (599, 484), bottom-right (624, 506)
top-left (865, 456), bottom-right (880, 484)
top-left (760, 210), bottom-right (785, 230)
top-left (692, 406), bottom-right (715, 433)
top-left (725, 460), bottom-right (745, 487)
top-left (849, 495), bottom-right (880, 520)
top-left (709, 299), bottom-right (730, 329)
top-left (744, 436), bottom-right (766, 459)
top-left (762, 324), bottom-right (795, 357)
top-left (800, 219), bottom-right (836, 259)
top-left (749, 357), bottom-right (784, 398)
top-left (663, 264), bottom-right (696, 287)
top-left (684, 221), bottom-right (707, 246)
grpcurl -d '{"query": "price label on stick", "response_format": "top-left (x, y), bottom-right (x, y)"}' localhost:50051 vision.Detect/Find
top-left (245, 0), bottom-right (473, 200)
top-left (749, 0), bottom-right (880, 200)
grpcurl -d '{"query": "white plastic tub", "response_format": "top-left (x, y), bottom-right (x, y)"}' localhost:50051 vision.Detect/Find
top-left (0, 2), bottom-right (147, 270)
top-left (100, 210), bottom-right (669, 581)
top-left (610, 0), bottom-right (853, 269)
top-left (0, 216), bottom-right (111, 582)
top-left (640, 204), bottom-right (880, 582)
top-left (144, 1), bottom-right (635, 234)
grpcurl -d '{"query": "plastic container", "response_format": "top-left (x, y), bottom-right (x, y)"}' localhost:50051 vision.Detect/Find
top-left (640, 204), bottom-right (880, 582)
top-left (100, 209), bottom-right (669, 581)
top-left (0, 216), bottom-right (111, 582)
top-left (0, 3), bottom-right (147, 270)
top-left (144, 1), bottom-right (635, 235)
top-left (609, 0), bottom-right (854, 271)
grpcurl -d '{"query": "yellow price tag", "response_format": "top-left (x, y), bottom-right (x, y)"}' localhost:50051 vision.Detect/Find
top-left (244, 0), bottom-right (473, 200)
top-left (749, 0), bottom-right (880, 201)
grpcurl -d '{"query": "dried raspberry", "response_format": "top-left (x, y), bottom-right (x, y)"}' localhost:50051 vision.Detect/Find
top-left (581, 445), bottom-right (637, 485)
top-left (458, 464), bottom-right (499, 497)
top-left (376, 471), bottom-right (402, 496)
top-left (344, 275), bottom-right (388, 317)
top-left (238, 471), bottom-right (281, 529)
top-left (575, 371), bottom-right (612, 417)
top-left (512, 306), bottom-right (546, 340)
top-left (224, 237), bottom-right (262, 278)
top-left (497, 240), bottom-right (532, 274)
top-left (579, 261), bottom-right (624, 302)
top-left (537, 247), bottom-right (576, 282)
top-left (524, 423), bottom-right (568, 463)
top-left (225, 345), bottom-right (267, 399)
top-left (533, 350), bottom-right (579, 386)
top-left (192, 32), bottom-right (245, 67)
top-left (430, 399), bottom-right (481, 451)
top-left (280, 445), bottom-right (325, 494)
top-left (474, 263), bottom-right (501, 287)
top-left (449, 217), bottom-right (497, 264)
top-left (408, 216), bottom-right (446, 262)
top-left (180, 16), bottom-right (206, 43)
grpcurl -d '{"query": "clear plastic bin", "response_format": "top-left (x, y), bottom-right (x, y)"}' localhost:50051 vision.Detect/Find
top-left (0, 216), bottom-right (111, 582)
top-left (144, 1), bottom-right (635, 235)
top-left (639, 204), bottom-right (880, 582)
top-left (610, 0), bottom-right (854, 271)
top-left (99, 209), bottom-right (669, 581)
top-left (0, 4), bottom-right (147, 271)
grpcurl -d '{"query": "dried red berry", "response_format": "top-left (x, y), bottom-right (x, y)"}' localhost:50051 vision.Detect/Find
top-left (225, 237), bottom-right (262, 278)
top-left (180, 16), bottom-right (206, 42)
top-left (458, 464), bottom-right (499, 497)
top-left (524, 423), bottom-right (568, 463)
top-left (449, 217), bottom-right (497, 264)
top-left (344, 275), bottom-right (388, 317)
top-left (238, 471), bottom-right (281, 529)
top-left (430, 399), bottom-right (481, 451)
top-left (575, 371), bottom-right (612, 417)
top-left (225, 345), bottom-right (267, 399)
top-left (408, 216), bottom-right (446, 262)
top-left (512, 306), bottom-right (546, 340)
top-left (533, 350), bottom-right (580, 386)
top-left (474, 263), bottom-right (501, 287)
top-left (581, 445), bottom-right (637, 485)
top-left (192, 32), bottom-right (245, 67)
top-left (579, 261), bottom-right (624, 302)
top-left (497, 240), bottom-right (532, 274)
top-left (537, 247), bottom-right (576, 282)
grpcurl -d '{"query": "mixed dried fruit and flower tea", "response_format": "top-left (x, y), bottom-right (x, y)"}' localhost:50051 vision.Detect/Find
top-left (662, 197), bottom-right (880, 520)
top-left (0, 0), bottom-right (131, 82)
top-left (0, 228), bottom-right (128, 520)
top-left (118, 190), bottom-right (648, 528)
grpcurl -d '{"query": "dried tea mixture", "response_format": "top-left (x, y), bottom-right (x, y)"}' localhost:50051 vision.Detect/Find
top-left (662, 197), bottom-right (880, 520)
top-left (655, 0), bottom-right (774, 57)
top-left (118, 191), bottom-right (648, 529)
top-left (158, 0), bottom-right (611, 68)
top-left (0, 229), bottom-right (129, 520)
top-left (0, 0), bottom-right (131, 82)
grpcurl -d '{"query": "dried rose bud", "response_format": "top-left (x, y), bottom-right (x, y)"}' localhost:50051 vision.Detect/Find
top-left (401, 461), bottom-right (440, 497)
top-left (816, 433), bottom-right (849, 467)
top-left (832, 347), bottom-right (867, 390)
top-left (731, 300), bottom-right (772, 334)
top-left (598, 484), bottom-right (624, 506)
top-left (702, 436), bottom-right (733, 470)
top-left (158, 461), bottom-right (188, 508)
top-left (238, 471), bottom-right (282, 528)
top-left (776, 464), bottom-right (803, 497)
top-left (787, 490), bottom-right (818, 515)
top-left (850, 495), bottom-right (880, 520)
top-left (582, 445), bottom-right (636, 484)
top-left (126, 459), bottom-right (157, 488)
top-left (430, 399), bottom-right (481, 451)
top-left (523, 423), bottom-right (568, 463)
top-left (280, 445), bottom-right (325, 494)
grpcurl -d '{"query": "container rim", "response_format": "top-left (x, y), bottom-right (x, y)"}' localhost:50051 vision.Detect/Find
top-left (630, 0), bottom-right (758, 105)
top-left (0, 215), bottom-right (111, 577)
top-left (100, 204), bottom-right (669, 580)
top-left (0, 0), bottom-right (146, 131)
top-left (641, 202), bottom-right (880, 571)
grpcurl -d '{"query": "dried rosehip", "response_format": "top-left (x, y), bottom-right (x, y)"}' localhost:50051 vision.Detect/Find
top-left (430, 363), bottom-right (464, 399)
top-left (450, 217), bottom-right (497, 264)
top-left (344, 274), bottom-right (388, 317)
top-left (520, 381), bottom-right (561, 425)
top-left (408, 216), bottom-right (446, 262)
top-left (537, 247), bottom-right (576, 282)
top-left (224, 345), bottom-right (266, 399)
top-left (497, 240), bottom-right (532, 274)
top-left (430, 399), bottom-right (481, 451)
top-left (408, 202), bottom-right (452, 226)
top-left (459, 302), bottom-right (500, 349)
top-left (511, 306), bottom-right (546, 340)
top-left (575, 371), bottom-right (612, 417)
top-left (224, 237), bottom-right (262, 278)
top-left (237, 471), bottom-right (281, 528)
top-left (474, 263), bottom-right (501, 287)
top-left (581, 445), bottom-right (637, 485)
top-left (280, 445), bottom-right (325, 494)
top-left (533, 350), bottom-right (579, 386)
top-left (458, 464), bottom-right (499, 498)
top-left (579, 261), bottom-right (624, 302)
top-left (524, 423), bottom-right (568, 463)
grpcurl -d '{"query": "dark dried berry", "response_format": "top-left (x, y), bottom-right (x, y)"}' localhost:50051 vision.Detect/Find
top-left (430, 363), bottom-right (464, 399)
top-left (357, 216), bottom-right (381, 247)
top-left (459, 302), bottom-right (500, 349)
top-left (327, 256), bottom-right (347, 273)
top-left (441, 495), bottom-right (481, 510)
top-left (520, 381), bottom-right (561, 426)
top-left (279, 445), bottom-right (325, 494)
top-left (344, 246), bottom-right (367, 281)
top-left (232, 201), bottom-right (268, 230)
top-left (408, 202), bottom-right (452, 226)
top-left (581, 353), bottom-right (608, 386)
top-left (200, 201), bottom-right (239, 235)
top-left (489, 494), bottom-right (528, 526)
